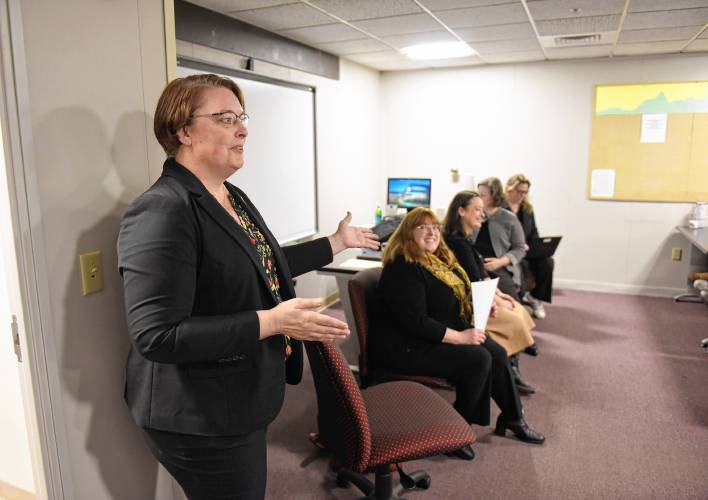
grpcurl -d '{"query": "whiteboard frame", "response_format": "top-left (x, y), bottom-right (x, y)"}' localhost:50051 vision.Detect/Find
top-left (176, 57), bottom-right (320, 243)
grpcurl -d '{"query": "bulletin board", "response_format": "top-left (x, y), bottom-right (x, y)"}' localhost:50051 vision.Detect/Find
top-left (587, 81), bottom-right (708, 202)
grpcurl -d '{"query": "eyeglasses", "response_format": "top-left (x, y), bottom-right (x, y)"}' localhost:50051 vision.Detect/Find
top-left (514, 188), bottom-right (529, 195)
top-left (414, 224), bottom-right (442, 234)
top-left (190, 111), bottom-right (249, 128)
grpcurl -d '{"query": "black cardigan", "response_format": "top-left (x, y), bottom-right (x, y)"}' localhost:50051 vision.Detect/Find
top-left (444, 231), bottom-right (489, 283)
top-left (370, 254), bottom-right (470, 363)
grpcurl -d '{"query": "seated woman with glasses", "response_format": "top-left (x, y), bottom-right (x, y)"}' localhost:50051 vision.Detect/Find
top-left (504, 174), bottom-right (553, 320)
top-left (369, 207), bottom-right (545, 449)
top-left (476, 177), bottom-right (527, 302)
top-left (443, 190), bottom-right (537, 395)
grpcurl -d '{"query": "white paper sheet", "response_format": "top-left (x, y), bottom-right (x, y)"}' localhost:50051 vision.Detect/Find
top-left (338, 258), bottom-right (382, 270)
top-left (591, 169), bottom-right (615, 198)
top-left (470, 277), bottom-right (499, 332)
top-left (640, 113), bottom-right (667, 143)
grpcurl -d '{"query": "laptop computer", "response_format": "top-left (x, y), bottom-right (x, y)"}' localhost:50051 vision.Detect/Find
top-left (526, 236), bottom-right (562, 260)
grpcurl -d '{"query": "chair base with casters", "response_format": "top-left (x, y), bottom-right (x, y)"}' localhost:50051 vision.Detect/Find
top-left (305, 340), bottom-right (476, 500)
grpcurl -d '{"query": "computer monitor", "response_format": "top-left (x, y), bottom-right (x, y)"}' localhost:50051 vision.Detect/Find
top-left (387, 178), bottom-right (432, 211)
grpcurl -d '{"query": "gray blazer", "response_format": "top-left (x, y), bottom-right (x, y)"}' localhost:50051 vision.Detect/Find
top-left (475, 207), bottom-right (527, 285)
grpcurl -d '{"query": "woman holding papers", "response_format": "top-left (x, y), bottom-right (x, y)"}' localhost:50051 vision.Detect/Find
top-left (370, 207), bottom-right (544, 445)
top-left (505, 174), bottom-right (554, 312)
top-left (443, 190), bottom-right (537, 394)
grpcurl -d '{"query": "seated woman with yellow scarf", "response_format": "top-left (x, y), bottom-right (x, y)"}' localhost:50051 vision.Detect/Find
top-left (369, 208), bottom-right (544, 448)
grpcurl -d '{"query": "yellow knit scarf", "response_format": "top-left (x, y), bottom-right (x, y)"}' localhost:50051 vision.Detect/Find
top-left (418, 253), bottom-right (473, 325)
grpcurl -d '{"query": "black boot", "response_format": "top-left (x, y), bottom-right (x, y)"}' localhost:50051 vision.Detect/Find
top-left (524, 343), bottom-right (539, 356)
top-left (445, 445), bottom-right (475, 460)
top-left (509, 355), bottom-right (535, 394)
top-left (494, 414), bottom-right (545, 444)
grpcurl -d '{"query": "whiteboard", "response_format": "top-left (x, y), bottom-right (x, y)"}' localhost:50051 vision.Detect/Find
top-left (176, 60), bottom-right (318, 243)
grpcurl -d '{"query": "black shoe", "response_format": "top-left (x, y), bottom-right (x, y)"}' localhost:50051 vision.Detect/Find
top-left (524, 344), bottom-right (539, 356)
top-left (445, 445), bottom-right (475, 460)
top-left (494, 415), bottom-right (545, 444)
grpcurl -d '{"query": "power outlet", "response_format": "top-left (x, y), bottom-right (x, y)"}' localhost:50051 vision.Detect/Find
top-left (671, 247), bottom-right (682, 261)
top-left (79, 250), bottom-right (103, 295)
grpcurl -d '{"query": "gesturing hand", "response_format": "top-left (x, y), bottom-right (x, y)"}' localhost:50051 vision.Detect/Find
top-left (483, 257), bottom-right (505, 272)
top-left (269, 298), bottom-right (350, 342)
top-left (328, 212), bottom-right (380, 255)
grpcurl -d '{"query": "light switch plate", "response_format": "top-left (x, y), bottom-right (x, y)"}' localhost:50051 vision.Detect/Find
top-left (79, 250), bottom-right (103, 295)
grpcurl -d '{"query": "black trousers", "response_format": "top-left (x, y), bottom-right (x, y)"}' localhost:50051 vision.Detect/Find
top-left (490, 267), bottom-right (521, 301)
top-left (142, 427), bottom-right (267, 500)
top-left (522, 257), bottom-right (554, 303)
top-left (387, 336), bottom-right (523, 426)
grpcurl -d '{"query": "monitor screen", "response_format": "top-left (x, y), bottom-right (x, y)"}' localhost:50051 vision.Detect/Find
top-left (387, 178), bottom-right (432, 210)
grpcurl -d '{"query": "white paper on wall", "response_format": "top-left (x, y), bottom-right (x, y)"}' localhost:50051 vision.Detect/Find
top-left (591, 169), bottom-right (615, 198)
top-left (640, 113), bottom-right (667, 143)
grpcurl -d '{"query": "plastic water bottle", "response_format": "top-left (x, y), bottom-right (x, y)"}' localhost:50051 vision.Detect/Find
top-left (375, 206), bottom-right (382, 225)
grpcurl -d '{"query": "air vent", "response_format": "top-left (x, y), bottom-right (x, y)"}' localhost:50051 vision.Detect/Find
top-left (555, 34), bottom-right (602, 46)
top-left (538, 31), bottom-right (617, 49)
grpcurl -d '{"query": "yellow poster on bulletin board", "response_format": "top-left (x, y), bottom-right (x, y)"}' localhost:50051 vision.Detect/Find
top-left (588, 82), bottom-right (708, 202)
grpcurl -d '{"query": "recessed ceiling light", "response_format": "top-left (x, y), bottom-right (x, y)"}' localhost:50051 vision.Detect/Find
top-left (401, 41), bottom-right (476, 60)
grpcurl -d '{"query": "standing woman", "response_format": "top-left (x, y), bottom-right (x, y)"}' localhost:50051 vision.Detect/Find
top-left (443, 191), bottom-right (537, 394)
top-left (117, 74), bottom-right (378, 500)
top-left (476, 177), bottom-right (527, 301)
top-left (370, 208), bottom-right (544, 446)
top-left (505, 174), bottom-right (554, 317)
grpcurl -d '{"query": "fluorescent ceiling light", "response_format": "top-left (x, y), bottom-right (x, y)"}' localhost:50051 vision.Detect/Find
top-left (401, 41), bottom-right (476, 60)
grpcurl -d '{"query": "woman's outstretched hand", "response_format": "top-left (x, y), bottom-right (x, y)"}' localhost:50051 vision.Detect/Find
top-left (258, 298), bottom-right (350, 342)
top-left (328, 212), bottom-right (380, 255)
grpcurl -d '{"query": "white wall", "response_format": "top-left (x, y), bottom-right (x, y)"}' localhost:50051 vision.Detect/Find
top-left (380, 53), bottom-right (708, 296)
top-left (17, 1), bottom-right (174, 498)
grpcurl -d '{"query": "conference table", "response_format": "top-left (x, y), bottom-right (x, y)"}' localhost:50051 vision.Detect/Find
top-left (674, 225), bottom-right (708, 303)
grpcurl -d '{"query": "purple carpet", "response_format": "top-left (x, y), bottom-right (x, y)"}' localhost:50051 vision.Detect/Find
top-left (265, 289), bottom-right (708, 499)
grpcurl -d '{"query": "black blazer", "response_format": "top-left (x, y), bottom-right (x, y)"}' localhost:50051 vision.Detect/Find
top-left (444, 231), bottom-right (489, 283)
top-left (370, 255), bottom-right (469, 364)
top-left (117, 159), bottom-right (332, 435)
top-left (503, 202), bottom-right (539, 243)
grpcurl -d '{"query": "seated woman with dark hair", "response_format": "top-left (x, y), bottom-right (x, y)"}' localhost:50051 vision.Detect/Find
top-left (369, 207), bottom-right (544, 449)
top-left (476, 177), bottom-right (527, 302)
top-left (504, 174), bottom-right (554, 319)
top-left (443, 190), bottom-right (537, 394)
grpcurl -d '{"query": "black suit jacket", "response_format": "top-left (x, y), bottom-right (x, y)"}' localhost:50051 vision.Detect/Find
top-left (369, 255), bottom-right (469, 365)
top-left (117, 159), bottom-right (332, 435)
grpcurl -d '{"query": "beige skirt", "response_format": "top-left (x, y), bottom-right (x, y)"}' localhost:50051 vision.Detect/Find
top-left (486, 299), bottom-right (535, 356)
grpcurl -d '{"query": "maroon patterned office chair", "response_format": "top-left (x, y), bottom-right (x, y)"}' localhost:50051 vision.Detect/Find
top-left (348, 267), bottom-right (453, 389)
top-left (305, 340), bottom-right (476, 499)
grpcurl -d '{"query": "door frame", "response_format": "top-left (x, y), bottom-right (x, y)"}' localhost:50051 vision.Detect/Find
top-left (0, 0), bottom-right (72, 498)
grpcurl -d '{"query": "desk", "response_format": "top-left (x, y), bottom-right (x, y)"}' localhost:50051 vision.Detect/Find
top-left (317, 250), bottom-right (382, 369)
top-left (674, 226), bottom-right (708, 303)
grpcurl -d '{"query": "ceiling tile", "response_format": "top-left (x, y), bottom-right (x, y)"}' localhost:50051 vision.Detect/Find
top-left (422, 0), bottom-right (517, 10)
top-left (435, 3), bottom-right (529, 28)
top-left (455, 22), bottom-right (536, 42)
top-left (352, 13), bottom-right (441, 36)
top-left (471, 38), bottom-right (542, 54)
top-left (536, 14), bottom-right (621, 36)
top-left (613, 40), bottom-right (685, 55)
top-left (381, 30), bottom-right (457, 49)
top-left (623, 8), bottom-right (708, 30)
top-left (545, 44), bottom-right (613, 59)
top-left (227, 3), bottom-right (333, 31)
top-left (527, 0), bottom-right (626, 21)
top-left (482, 49), bottom-right (546, 63)
top-left (619, 26), bottom-right (705, 43)
top-left (188, 0), bottom-right (296, 13)
top-left (629, 0), bottom-right (708, 13)
top-left (279, 23), bottom-right (365, 44)
top-left (345, 50), bottom-right (405, 64)
top-left (426, 55), bottom-right (486, 67)
top-left (314, 38), bottom-right (391, 55)
top-left (309, 0), bottom-right (422, 21)
top-left (684, 38), bottom-right (708, 51)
